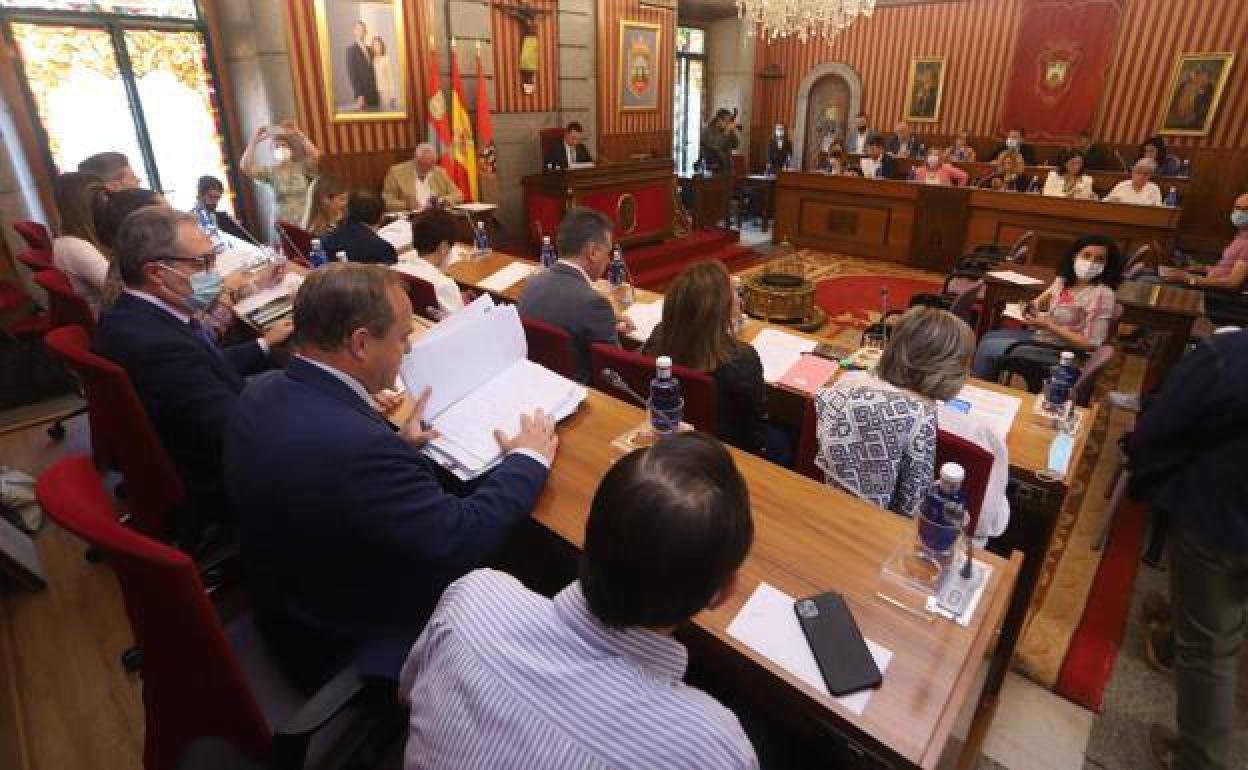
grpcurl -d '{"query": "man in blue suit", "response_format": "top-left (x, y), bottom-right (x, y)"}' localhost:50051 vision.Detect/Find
top-left (93, 205), bottom-right (292, 548)
top-left (319, 190), bottom-right (397, 265)
top-left (224, 264), bottom-right (557, 690)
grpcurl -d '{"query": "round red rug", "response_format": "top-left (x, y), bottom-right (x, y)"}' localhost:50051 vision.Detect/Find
top-left (815, 275), bottom-right (943, 328)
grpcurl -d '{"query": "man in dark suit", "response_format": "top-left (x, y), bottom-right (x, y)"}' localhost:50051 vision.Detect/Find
top-left (517, 207), bottom-right (632, 383)
top-left (989, 128), bottom-right (1037, 165)
top-left (320, 190), bottom-right (396, 265)
top-left (543, 121), bottom-right (594, 170)
top-left (224, 264), bottom-right (556, 689)
top-left (345, 20), bottom-right (378, 110)
top-left (858, 135), bottom-right (899, 179)
top-left (886, 121), bottom-right (923, 159)
top-left (766, 124), bottom-right (793, 171)
top-left (93, 206), bottom-right (292, 547)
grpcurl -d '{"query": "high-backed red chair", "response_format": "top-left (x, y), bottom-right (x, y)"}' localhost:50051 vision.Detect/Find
top-left (16, 248), bottom-right (55, 273)
top-left (539, 127), bottom-right (565, 166)
top-left (397, 273), bottom-right (441, 320)
top-left (275, 221), bottom-right (312, 266)
top-left (521, 316), bottom-right (575, 379)
top-left (36, 456), bottom-right (369, 770)
top-left (794, 398), bottom-right (821, 481)
top-left (589, 343), bottom-right (717, 434)
top-left (13, 220), bottom-right (51, 252)
top-left (43, 325), bottom-right (183, 538)
top-left (33, 269), bottom-right (94, 334)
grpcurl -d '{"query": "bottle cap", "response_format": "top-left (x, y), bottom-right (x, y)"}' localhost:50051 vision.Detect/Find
top-left (542, 235), bottom-right (551, 244)
top-left (939, 462), bottom-right (965, 486)
top-left (1059, 351), bottom-right (1075, 363)
top-left (656, 355), bottom-right (673, 375)
top-left (311, 239), bottom-right (321, 247)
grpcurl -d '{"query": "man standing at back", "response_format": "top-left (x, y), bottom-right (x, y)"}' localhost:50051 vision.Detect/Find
top-left (518, 207), bottom-right (631, 383)
top-left (225, 264), bottom-right (557, 690)
top-left (400, 432), bottom-right (759, 769)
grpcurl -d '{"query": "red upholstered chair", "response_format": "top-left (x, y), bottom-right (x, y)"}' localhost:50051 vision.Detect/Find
top-left (36, 456), bottom-right (369, 770)
top-left (794, 397), bottom-right (821, 481)
top-left (521, 316), bottom-right (575, 379)
top-left (397, 273), bottom-right (442, 320)
top-left (33, 269), bottom-right (94, 335)
top-left (16, 248), bottom-right (55, 273)
top-left (13, 220), bottom-right (52, 252)
top-left (589, 343), bottom-right (717, 434)
top-left (43, 325), bottom-right (184, 538)
top-left (539, 127), bottom-right (565, 166)
top-left (275, 221), bottom-right (312, 266)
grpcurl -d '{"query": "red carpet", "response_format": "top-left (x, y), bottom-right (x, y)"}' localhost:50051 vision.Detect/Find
top-left (1054, 497), bottom-right (1150, 712)
top-left (815, 275), bottom-right (942, 327)
top-left (623, 227), bottom-right (756, 289)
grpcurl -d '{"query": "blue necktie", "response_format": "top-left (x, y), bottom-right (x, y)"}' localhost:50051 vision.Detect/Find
top-left (188, 318), bottom-right (223, 358)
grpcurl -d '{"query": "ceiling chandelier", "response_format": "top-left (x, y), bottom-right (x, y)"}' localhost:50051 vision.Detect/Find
top-left (736, 0), bottom-right (876, 43)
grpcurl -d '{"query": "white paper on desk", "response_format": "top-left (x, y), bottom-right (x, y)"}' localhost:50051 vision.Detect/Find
top-left (232, 273), bottom-right (303, 318)
top-left (751, 328), bottom-right (818, 383)
top-left (943, 383), bottom-right (1020, 441)
top-left (444, 243), bottom-right (472, 267)
top-left (215, 234), bottom-right (272, 276)
top-left (1002, 302), bottom-right (1028, 322)
top-left (377, 219), bottom-right (413, 254)
top-left (985, 270), bottom-right (1045, 286)
top-left (479, 262), bottom-right (536, 293)
top-left (624, 300), bottom-right (664, 343)
top-left (727, 582), bottom-right (892, 716)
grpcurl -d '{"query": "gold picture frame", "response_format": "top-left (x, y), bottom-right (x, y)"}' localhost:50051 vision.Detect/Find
top-left (313, 0), bottom-right (410, 123)
top-left (904, 56), bottom-right (945, 123)
top-left (618, 20), bottom-right (662, 112)
top-left (1158, 52), bottom-right (1234, 136)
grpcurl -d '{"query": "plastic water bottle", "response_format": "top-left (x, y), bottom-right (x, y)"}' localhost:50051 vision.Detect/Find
top-left (473, 221), bottom-right (490, 259)
top-left (648, 356), bottom-right (683, 439)
top-left (732, 275), bottom-right (747, 334)
top-left (1042, 351), bottom-right (1080, 419)
top-left (195, 204), bottom-right (226, 255)
top-left (334, 250), bottom-right (348, 263)
top-left (607, 244), bottom-right (634, 306)
top-left (538, 235), bottom-right (557, 269)
top-left (308, 238), bottom-right (328, 268)
top-left (764, 162), bottom-right (774, 177)
top-left (922, 463), bottom-right (967, 525)
top-left (1165, 186), bottom-right (1179, 207)
top-left (917, 463), bottom-right (967, 561)
top-left (1180, 158), bottom-right (1191, 177)
top-left (1028, 176), bottom-right (1043, 193)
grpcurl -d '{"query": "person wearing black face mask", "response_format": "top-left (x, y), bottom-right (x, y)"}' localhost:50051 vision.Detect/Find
top-left (93, 206), bottom-right (294, 550)
top-left (848, 112), bottom-right (872, 155)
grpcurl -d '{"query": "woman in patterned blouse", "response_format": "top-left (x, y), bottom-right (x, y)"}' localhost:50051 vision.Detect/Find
top-left (815, 307), bottom-right (976, 517)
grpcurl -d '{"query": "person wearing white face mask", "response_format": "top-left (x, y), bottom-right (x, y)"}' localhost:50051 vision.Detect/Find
top-left (242, 120), bottom-right (322, 233)
top-left (912, 147), bottom-right (970, 186)
top-left (766, 123), bottom-right (793, 171)
top-left (989, 127), bottom-right (1036, 165)
top-left (972, 234), bottom-right (1124, 380)
top-left (93, 205), bottom-right (294, 550)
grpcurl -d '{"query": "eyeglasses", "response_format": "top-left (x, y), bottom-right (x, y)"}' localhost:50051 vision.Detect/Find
top-left (160, 251), bottom-right (216, 271)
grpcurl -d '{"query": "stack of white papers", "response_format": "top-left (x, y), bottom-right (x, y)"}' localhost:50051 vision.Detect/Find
top-left (377, 219), bottom-right (413, 254)
top-left (943, 383), bottom-right (1021, 440)
top-left (623, 300), bottom-right (663, 343)
top-left (399, 296), bottom-right (586, 479)
top-left (751, 328), bottom-right (818, 383)
top-left (216, 233), bottom-right (274, 276)
top-left (479, 262), bottom-right (537, 293)
top-left (985, 269), bottom-right (1045, 286)
top-left (233, 273), bottom-right (303, 329)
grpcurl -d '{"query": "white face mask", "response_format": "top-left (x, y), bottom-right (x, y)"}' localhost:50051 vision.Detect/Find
top-left (274, 146), bottom-right (292, 163)
top-left (775, 128), bottom-right (785, 139)
top-left (1074, 258), bottom-right (1104, 281)
top-left (1006, 137), bottom-right (1020, 149)
top-left (926, 155), bottom-right (941, 169)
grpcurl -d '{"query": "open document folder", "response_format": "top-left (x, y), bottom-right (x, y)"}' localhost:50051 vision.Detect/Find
top-left (399, 296), bottom-right (586, 480)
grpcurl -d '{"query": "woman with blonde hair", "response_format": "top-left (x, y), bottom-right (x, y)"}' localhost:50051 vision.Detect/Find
top-left (51, 171), bottom-right (112, 315)
top-left (815, 306), bottom-right (975, 516)
top-left (241, 120), bottom-right (321, 231)
top-left (642, 261), bottom-right (769, 456)
top-left (302, 174), bottom-right (347, 237)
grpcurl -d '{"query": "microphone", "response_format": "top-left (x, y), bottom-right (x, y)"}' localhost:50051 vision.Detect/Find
top-left (601, 368), bottom-right (648, 409)
top-left (1113, 149), bottom-right (1130, 173)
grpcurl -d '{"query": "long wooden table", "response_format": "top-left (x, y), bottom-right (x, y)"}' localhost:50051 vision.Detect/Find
top-left (772, 172), bottom-right (1181, 272)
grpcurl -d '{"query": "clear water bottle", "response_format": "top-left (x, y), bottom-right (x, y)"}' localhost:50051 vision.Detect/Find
top-left (538, 235), bottom-right (557, 269)
top-left (732, 275), bottom-right (747, 335)
top-left (607, 244), bottom-right (633, 307)
top-left (308, 238), bottom-right (328, 268)
top-left (648, 356), bottom-right (683, 439)
top-left (1165, 186), bottom-right (1179, 207)
top-left (473, 221), bottom-right (490, 259)
top-left (1042, 351), bottom-right (1080, 419)
top-left (1028, 176), bottom-right (1043, 193)
top-left (922, 463), bottom-right (967, 527)
top-left (764, 161), bottom-right (774, 177)
top-left (268, 234), bottom-right (285, 265)
top-left (917, 463), bottom-right (967, 566)
top-left (1181, 158), bottom-right (1191, 177)
top-left (335, 250), bottom-right (348, 263)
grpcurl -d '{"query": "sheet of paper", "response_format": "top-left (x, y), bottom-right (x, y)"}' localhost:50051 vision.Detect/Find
top-left (1002, 302), bottom-right (1028, 322)
top-left (623, 300), bottom-right (664, 343)
top-left (944, 383), bottom-right (1021, 441)
top-left (419, 294), bottom-right (495, 345)
top-left (215, 234), bottom-right (272, 276)
top-left (479, 262), bottom-right (537, 293)
top-left (400, 300), bottom-right (522, 416)
top-left (727, 582), bottom-right (892, 716)
top-left (232, 272), bottom-right (303, 318)
top-left (985, 270), bottom-right (1045, 286)
top-left (751, 328), bottom-right (818, 383)
top-left (377, 219), bottom-right (413, 253)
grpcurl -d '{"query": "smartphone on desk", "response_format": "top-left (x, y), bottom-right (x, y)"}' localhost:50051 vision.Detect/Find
top-left (794, 591), bottom-right (882, 697)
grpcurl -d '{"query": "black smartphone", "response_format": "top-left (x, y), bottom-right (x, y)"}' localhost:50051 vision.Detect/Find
top-left (794, 591), bottom-right (882, 697)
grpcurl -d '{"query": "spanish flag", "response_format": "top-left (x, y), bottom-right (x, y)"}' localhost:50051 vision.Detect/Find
top-left (448, 40), bottom-right (478, 201)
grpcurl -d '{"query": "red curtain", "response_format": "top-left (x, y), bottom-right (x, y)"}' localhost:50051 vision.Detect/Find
top-left (998, 0), bottom-right (1124, 140)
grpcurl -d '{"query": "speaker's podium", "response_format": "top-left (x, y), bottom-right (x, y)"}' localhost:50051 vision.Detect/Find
top-left (521, 158), bottom-right (675, 248)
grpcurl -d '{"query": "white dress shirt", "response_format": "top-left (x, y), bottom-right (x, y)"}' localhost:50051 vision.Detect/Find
top-left (859, 156), bottom-right (881, 178)
top-left (1106, 180), bottom-right (1162, 206)
top-left (1042, 171), bottom-right (1098, 200)
top-left (849, 128), bottom-right (871, 155)
top-left (392, 255), bottom-right (465, 314)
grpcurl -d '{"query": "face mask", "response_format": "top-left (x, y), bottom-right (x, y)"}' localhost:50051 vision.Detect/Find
top-left (1006, 137), bottom-right (1020, 149)
top-left (274, 146), bottom-right (292, 163)
top-left (1073, 258), bottom-right (1103, 281)
top-left (926, 155), bottom-right (941, 169)
top-left (1232, 210), bottom-right (1248, 229)
top-left (161, 263), bottom-right (223, 311)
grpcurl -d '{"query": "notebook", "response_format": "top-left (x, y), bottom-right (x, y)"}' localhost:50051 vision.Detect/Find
top-left (399, 297), bottom-right (586, 479)
top-left (777, 354), bottom-right (840, 395)
top-left (623, 300), bottom-right (664, 343)
top-left (751, 328), bottom-right (818, 383)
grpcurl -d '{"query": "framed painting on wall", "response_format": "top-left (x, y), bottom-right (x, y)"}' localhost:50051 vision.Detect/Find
top-left (1158, 52), bottom-right (1234, 136)
top-left (313, 0), bottom-right (409, 122)
top-left (618, 20), bottom-right (661, 112)
top-left (904, 56), bottom-right (944, 123)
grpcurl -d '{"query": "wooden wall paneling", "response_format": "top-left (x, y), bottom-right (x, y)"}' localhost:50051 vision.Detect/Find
top-left (596, 0), bottom-right (674, 157)
top-left (1175, 148), bottom-right (1248, 256)
top-left (318, 147), bottom-right (414, 195)
top-left (598, 130), bottom-right (671, 163)
top-left (491, 0), bottom-right (558, 112)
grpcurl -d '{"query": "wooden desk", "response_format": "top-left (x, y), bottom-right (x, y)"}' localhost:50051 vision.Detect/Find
top-left (521, 160), bottom-right (676, 249)
top-left (444, 251), bottom-right (533, 304)
top-left (678, 173), bottom-right (733, 230)
top-left (889, 157), bottom-right (1194, 202)
top-left (741, 174), bottom-right (777, 231)
top-left (977, 265), bottom-right (1056, 338)
top-left (1115, 279), bottom-right (1205, 378)
top-left (517, 391), bottom-right (1020, 768)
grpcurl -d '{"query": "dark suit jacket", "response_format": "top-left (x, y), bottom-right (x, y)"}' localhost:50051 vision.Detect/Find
top-left (517, 262), bottom-right (618, 384)
top-left (886, 134), bottom-right (923, 158)
top-left (989, 142), bottom-right (1037, 165)
top-left (93, 292), bottom-right (269, 536)
top-left (224, 357), bottom-right (548, 689)
top-left (766, 138), bottom-right (793, 170)
top-left (346, 43), bottom-right (379, 107)
top-left (319, 220), bottom-right (397, 265)
top-left (864, 153), bottom-right (900, 180)
top-left (544, 141), bottom-right (593, 170)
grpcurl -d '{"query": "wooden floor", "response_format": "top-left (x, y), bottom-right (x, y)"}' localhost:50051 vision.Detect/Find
top-left (0, 415), bottom-right (144, 770)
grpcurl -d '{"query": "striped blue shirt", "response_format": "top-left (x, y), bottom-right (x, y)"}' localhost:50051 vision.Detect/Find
top-left (399, 569), bottom-right (759, 769)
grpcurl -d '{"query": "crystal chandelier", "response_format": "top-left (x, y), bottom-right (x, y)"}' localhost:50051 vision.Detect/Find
top-left (736, 0), bottom-right (875, 43)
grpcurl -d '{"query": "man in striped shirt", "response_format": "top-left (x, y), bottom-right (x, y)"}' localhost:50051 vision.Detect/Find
top-left (399, 433), bottom-right (759, 769)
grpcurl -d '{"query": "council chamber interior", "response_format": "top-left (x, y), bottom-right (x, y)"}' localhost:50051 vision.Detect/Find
top-left (0, 0), bottom-right (1245, 769)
